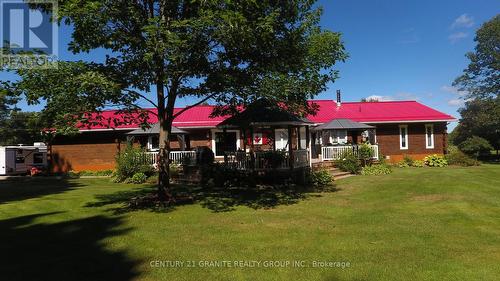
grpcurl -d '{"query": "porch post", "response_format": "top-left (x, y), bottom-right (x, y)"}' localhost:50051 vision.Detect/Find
top-left (305, 125), bottom-right (311, 167)
top-left (250, 126), bottom-right (255, 170)
top-left (223, 128), bottom-right (228, 164)
top-left (242, 128), bottom-right (247, 152)
top-left (272, 127), bottom-right (276, 151)
top-left (297, 126), bottom-right (302, 149)
top-left (288, 125), bottom-right (294, 170)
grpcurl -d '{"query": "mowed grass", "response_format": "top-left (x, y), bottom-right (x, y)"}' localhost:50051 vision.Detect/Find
top-left (1, 165), bottom-right (500, 281)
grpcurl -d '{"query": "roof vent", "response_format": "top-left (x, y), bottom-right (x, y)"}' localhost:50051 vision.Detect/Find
top-left (336, 90), bottom-right (341, 107)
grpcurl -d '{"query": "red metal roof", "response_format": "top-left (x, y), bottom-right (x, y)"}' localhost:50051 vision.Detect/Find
top-left (78, 100), bottom-right (455, 131)
top-left (307, 100), bottom-right (456, 123)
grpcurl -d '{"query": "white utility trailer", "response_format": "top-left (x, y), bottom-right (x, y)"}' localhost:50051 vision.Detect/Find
top-left (0, 143), bottom-right (47, 175)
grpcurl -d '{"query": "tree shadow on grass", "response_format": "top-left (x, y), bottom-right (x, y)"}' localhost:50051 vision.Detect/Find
top-left (0, 177), bottom-right (83, 205)
top-left (0, 212), bottom-right (140, 281)
top-left (85, 183), bottom-right (339, 213)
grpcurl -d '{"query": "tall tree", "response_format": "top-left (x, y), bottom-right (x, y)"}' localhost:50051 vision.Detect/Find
top-left (452, 15), bottom-right (500, 151)
top-left (13, 1), bottom-right (346, 201)
top-left (453, 15), bottom-right (499, 99)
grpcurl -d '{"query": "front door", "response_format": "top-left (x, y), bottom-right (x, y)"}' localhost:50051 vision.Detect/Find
top-left (214, 132), bottom-right (237, 156)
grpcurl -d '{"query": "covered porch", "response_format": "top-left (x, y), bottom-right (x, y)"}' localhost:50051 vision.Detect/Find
top-left (217, 99), bottom-right (313, 170)
top-left (312, 118), bottom-right (379, 161)
top-left (126, 123), bottom-right (196, 165)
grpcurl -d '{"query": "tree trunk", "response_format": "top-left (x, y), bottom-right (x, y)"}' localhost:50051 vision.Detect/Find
top-left (156, 78), bottom-right (178, 202)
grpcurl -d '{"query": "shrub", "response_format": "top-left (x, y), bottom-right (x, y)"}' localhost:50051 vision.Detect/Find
top-left (114, 145), bottom-right (154, 182)
top-left (130, 172), bottom-right (147, 184)
top-left (335, 152), bottom-right (361, 174)
top-left (397, 155), bottom-right (414, 168)
top-left (78, 170), bottom-right (114, 176)
top-left (458, 136), bottom-right (493, 159)
top-left (446, 149), bottom-right (480, 166)
top-left (309, 169), bottom-right (334, 186)
top-left (361, 164), bottom-right (392, 175)
top-left (412, 160), bottom-right (424, 167)
top-left (358, 143), bottom-right (374, 166)
top-left (397, 161), bottom-right (410, 168)
top-left (403, 155), bottom-right (414, 166)
top-left (424, 154), bottom-right (448, 167)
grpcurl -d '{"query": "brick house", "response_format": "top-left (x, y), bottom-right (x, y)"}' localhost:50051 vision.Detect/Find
top-left (49, 99), bottom-right (455, 172)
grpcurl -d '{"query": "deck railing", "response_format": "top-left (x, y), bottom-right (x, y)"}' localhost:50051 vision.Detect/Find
top-left (321, 144), bottom-right (379, 161)
top-left (224, 149), bottom-right (309, 170)
top-left (144, 150), bottom-right (196, 165)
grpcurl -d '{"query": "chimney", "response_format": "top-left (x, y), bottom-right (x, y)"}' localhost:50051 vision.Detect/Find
top-left (336, 90), bottom-right (341, 107)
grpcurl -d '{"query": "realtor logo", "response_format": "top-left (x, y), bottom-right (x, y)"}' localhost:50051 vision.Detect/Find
top-left (0, 0), bottom-right (58, 69)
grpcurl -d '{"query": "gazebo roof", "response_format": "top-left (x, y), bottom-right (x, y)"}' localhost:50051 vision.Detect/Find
top-left (314, 118), bottom-right (374, 131)
top-left (217, 99), bottom-right (313, 129)
top-left (126, 123), bottom-right (188, 135)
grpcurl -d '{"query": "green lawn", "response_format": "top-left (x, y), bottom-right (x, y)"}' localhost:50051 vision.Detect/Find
top-left (1, 165), bottom-right (500, 281)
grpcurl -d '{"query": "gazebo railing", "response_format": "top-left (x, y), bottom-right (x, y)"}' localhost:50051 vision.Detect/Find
top-left (224, 150), bottom-right (309, 170)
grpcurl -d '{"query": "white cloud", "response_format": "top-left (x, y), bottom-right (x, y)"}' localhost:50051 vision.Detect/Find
top-left (440, 85), bottom-right (468, 96)
top-left (447, 98), bottom-right (464, 106)
top-left (451, 14), bottom-right (474, 29)
top-left (365, 95), bottom-right (393, 101)
top-left (448, 32), bottom-right (468, 43)
top-left (364, 92), bottom-right (420, 102)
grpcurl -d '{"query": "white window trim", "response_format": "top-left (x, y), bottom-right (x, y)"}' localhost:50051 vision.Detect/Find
top-left (399, 125), bottom-right (408, 150)
top-left (328, 130), bottom-right (347, 144)
top-left (425, 124), bottom-right (434, 149)
top-left (211, 129), bottom-right (241, 157)
top-left (275, 129), bottom-right (289, 150)
top-left (147, 136), bottom-right (159, 151)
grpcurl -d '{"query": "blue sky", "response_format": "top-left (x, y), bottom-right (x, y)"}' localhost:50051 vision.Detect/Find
top-left (2, 0), bottom-right (499, 130)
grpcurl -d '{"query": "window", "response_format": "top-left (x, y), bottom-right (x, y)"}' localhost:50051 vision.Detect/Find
top-left (425, 124), bottom-right (434, 149)
top-left (399, 125), bottom-right (408, 150)
top-left (33, 153), bottom-right (44, 164)
top-left (274, 129), bottom-right (289, 150)
top-left (328, 130), bottom-right (347, 144)
top-left (212, 130), bottom-right (240, 156)
top-left (15, 156), bottom-right (25, 164)
top-left (147, 136), bottom-right (160, 151)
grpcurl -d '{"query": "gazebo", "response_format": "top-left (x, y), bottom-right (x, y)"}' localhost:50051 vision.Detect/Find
top-left (217, 99), bottom-right (314, 170)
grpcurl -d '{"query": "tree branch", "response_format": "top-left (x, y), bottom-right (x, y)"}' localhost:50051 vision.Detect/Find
top-left (124, 89), bottom-right (158, 108)
top-left (172, 93), bottom-right (218, 118)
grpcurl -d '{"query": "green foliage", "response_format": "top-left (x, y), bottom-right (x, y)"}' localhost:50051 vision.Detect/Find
top-left (78, 170), bottom-right (114, 176)
top-left (403, 155), bottom-right (414, 166)
top-left (130, 172), bottom-right (147, 184)
top-left (424, 154), bottom-right (448, 167)
top-left (397, 155), bottom-right (414, 168)
top-left (0, 93), bottom-right (45, 145)
top-left (261, 150), bottom-right (288, 169)
top-left (452, 15), bottom-right (500, 151)
top-left (412, 160), bottom-right (425, 167)
top-left (309, 169), bottom-right (334, 187)
top-left (358, 143), bottom-right (373, 165)
top-left (361, 164), bottom-right (392, 175)
top-left (397, 161), bottom-right (410, 168)
top-left (335, 152), bottom-right (361, 174)
top-left (458, 136), bottom-right (494, 159)
top-left (114, 146), bottom-right (154, 183)
top-left (453, 15), bottom-right (499, 100)
top-left (451, 99), bottom-right (500, 151)
top-left (446, 147), bottom-right (480, 166)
